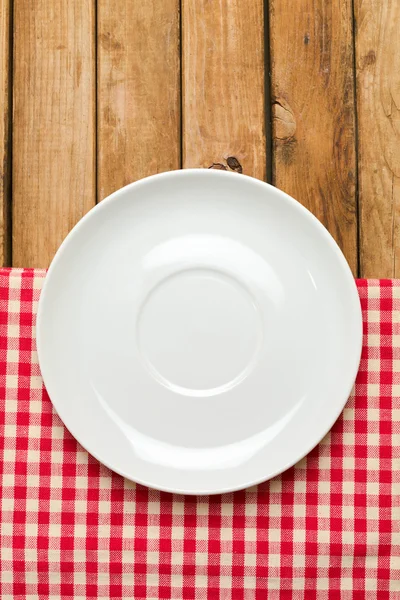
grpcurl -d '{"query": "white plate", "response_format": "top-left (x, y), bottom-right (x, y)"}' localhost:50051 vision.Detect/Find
top-left (37, 169), bottom-right (362, 495)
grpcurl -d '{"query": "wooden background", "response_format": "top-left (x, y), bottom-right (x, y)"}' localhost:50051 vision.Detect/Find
top-left (1, 0), bottom-right (398, 275)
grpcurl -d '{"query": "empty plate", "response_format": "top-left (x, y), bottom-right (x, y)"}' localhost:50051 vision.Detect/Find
top-left (37, 169), bottom-right (362, 494)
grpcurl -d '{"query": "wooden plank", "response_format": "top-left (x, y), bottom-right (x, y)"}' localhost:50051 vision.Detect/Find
top-left (270, 0), bottom-right (358, 275)
top-left (182, 0), bottom-right (266, 180)
top-left (0, 0), bottom-right (11, 265)
top-left (13, 0), bottom-right (96, 268)
top-left (355, 0), bottom-right (400, 277)
top-left (97, 1), bottom-right (180, 200)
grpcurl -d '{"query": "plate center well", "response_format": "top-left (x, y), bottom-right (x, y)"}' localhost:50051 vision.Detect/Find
top-left (137, 268), bottom-right (263, 397)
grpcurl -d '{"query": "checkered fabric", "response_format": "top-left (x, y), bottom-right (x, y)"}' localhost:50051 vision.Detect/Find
top-left (0, 269), bottom-right (399, 599)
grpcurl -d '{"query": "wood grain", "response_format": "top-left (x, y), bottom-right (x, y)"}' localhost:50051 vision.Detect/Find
top-left (182, 0), bottom-right (266, 180)
top-left (97, 0), bottom-right (180, 200)
top-left (355, 0), bottom-right (400, 277)
top-left (0, 0), bottom-right (11, 265)
top-left (270, 0), bottom-right (358, 274)
top-left (12, 0), bottom-right (96, 268)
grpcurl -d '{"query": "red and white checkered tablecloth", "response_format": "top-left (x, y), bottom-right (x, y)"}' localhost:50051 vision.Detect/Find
top-left (0, 268), bottom-right (399, 599)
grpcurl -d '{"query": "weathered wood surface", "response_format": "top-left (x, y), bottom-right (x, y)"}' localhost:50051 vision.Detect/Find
top-left (0, 0), bottom-right (11, 265)
top-left (97, 0), bottom-right (180, 201)
top-left (181, 0), bottom-right (266, 180)
top-left (4, 1), bottom-right (400, 274)
top-left (354, 0), bottom-right (400, 277)
top-left (13, 0), bottom-right (96, 267)
top-left (269, 0), bottom-right (358, 275)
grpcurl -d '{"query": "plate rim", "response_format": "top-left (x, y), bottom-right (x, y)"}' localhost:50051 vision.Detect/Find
top-left (37, 169), bottom-right (363, 495)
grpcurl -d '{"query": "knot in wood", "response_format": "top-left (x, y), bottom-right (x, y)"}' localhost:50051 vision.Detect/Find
top-left (272, 99), bottom-right (296, 140)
